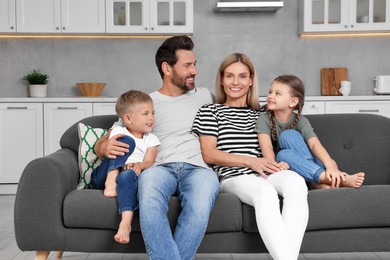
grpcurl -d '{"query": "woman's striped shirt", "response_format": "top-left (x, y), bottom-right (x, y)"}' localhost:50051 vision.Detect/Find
top-left (192, 103), bottom-right (264, 180)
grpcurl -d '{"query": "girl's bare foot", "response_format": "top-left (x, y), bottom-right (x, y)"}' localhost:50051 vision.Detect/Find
top-left (312, 183), bottom-right (332, 189)
top-left (114, 222), bottom-right (131, 244)
top-left (341, 172), bottom-right (365, 188)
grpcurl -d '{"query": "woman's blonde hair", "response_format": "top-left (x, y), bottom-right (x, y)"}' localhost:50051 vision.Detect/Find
top-left (115, 90), bottom-right (152, 118)
top-left (214, 53), bottom-right (259, 110)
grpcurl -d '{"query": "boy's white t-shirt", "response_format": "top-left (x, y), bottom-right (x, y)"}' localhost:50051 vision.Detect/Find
top-left (112, 87), bottom-right (213, 168)
top-left (109, 126), bottom-right (160, 164)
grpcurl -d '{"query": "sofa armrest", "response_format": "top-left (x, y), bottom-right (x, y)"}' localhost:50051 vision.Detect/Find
top-left (14, 148), bottom-right (79, 251)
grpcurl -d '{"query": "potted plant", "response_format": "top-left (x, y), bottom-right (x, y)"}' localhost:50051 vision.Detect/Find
top-left (22, 69), bottom-right (49, 97)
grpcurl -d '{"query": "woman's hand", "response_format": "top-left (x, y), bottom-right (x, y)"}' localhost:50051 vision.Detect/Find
top-left (247, 157), bottom-right (282, 178)
top-left (99, 133), bottom-right (129, 159)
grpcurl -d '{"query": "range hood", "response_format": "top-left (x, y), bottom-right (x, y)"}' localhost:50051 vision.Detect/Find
top-left (214, 1), bottom-right (284, 12)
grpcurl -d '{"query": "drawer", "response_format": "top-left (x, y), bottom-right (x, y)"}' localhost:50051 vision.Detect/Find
top-left (325, 101), bottom-right (390, 118)
top-left (302, 101), bottom-right (325, 115)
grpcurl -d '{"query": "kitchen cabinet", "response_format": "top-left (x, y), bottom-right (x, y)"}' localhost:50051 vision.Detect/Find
top-left (299, 0), bottom-right (390, 34)
top-left (93, 102), bottom-right (117, 115)
top-left (44, 103), bottom-right (93, 155)
top-left (302, 101), bottom-right (326, 114)
top-left (0, 0), bottom-right (16, 32)
top-left (106, 0), bottom-right (193, 34)
top-left (325, 100), bottom-right (390, 117)
top-left (0, 103), bottom-right (43, 184)
top-left (16, 0), bottom-right (105, 33)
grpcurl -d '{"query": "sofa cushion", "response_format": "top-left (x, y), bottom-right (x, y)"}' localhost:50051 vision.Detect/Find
top-left (63, 190), bottom-right (243, 233)
top-left (306, 114), bottom-right (390, 185)
top-left (77, 123), bottom-right (108, 189)
top-left (241, 185), bottom-right (390, 232)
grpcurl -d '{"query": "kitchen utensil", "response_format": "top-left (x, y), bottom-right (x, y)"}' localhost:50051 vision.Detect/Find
top-left (321, 68), bottom-right (348, 96)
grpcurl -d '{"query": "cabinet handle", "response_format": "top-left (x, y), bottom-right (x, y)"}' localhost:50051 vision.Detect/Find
top-left (63, 27), bottom-right (66, 30)
top-left (57, 107), bottom-right (78, 110)
top-left (7, 106), bottom-right (28, 110)
top-left (358, 109), bottom-right (379, 113)
top-left (10, 26), bottom-right (14, 29)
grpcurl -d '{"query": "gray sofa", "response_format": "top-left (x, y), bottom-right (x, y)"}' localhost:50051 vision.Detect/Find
top-left (14, 113), bottom-right (390, 258)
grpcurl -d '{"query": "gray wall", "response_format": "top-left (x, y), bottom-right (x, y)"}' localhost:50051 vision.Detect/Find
top-left (1, 1), bottom-right (390, 98)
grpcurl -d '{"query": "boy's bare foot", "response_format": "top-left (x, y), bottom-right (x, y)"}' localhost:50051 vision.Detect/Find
top-left (114, 222), bottom-right (131, 244)
top-left (103, 184), bottom-right (117, 197)
top-left (341, 172), bottom-right (365, 188)
top-left (104, 170), bottom-right (119, 197)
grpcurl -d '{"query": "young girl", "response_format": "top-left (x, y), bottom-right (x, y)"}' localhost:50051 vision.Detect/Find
top-left (91, 90), bottom-right (160, 244)
top-left (256, 75), bottom-right (365, 189)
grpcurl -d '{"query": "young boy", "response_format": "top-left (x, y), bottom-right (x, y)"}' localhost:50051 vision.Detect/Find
top-left (90, 90), bottom-right (160, 244)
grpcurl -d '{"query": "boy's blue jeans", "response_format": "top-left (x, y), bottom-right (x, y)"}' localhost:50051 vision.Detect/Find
top-left (138, 162), bottom-right (219, 260)
top-left (276, 129), bottom-right (325, 183)
top-left (90, 135), bottom-right (137, 213)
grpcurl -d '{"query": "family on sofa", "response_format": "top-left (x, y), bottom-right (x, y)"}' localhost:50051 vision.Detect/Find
top-left (86, 35), bottom-right (365, 260)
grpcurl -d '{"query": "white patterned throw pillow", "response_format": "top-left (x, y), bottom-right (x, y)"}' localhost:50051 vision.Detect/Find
top-left (77, 123), bottom-right (108, 189)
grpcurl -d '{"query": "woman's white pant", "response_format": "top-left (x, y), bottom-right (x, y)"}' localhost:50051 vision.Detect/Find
top-left (220, 170), bottom-right (309, 260)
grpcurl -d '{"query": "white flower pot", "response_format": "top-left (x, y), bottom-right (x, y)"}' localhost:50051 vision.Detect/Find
top-left (29, 84), bottom-right (47, 98)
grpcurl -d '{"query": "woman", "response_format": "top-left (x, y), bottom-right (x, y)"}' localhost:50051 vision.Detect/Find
top-left (192, 53), bottom-right (308, 260)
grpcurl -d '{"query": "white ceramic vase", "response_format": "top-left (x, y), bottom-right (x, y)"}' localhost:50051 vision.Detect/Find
top-left (29, 84), bottom-right (47, 98)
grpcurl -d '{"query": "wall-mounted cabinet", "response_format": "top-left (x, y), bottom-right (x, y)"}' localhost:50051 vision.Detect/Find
top-left (0, 0), bottom-right (16, 32)
top-left (106, 0), bottom-right (193, 34)
top-left (299, 0), bottom-right (390, 34)
top-left (15, 0), bottom-right (106, 33)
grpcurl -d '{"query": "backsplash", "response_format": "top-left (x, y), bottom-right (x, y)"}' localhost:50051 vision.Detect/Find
top-left (0, 1), bottom-right (389, 98)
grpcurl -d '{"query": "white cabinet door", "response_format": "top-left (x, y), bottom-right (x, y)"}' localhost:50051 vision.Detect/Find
top-left (149, 0), bottom-right (193, 34)
top-left (299, 0), bottom-right (390, 34)
top-left (349, 0), bottom-right (390, 31)
top-left (16, 0), bottom-right (105, 33)
top-left (106, 0), bottom-right (193, 34)
top-left (106, 0), bottom-right (150, 33)
top-left (0, 103), bottom-right (43, 183)
top-left (16, 0), bottom-right (61, 33)
top-left (44, 103), bottom-right (92, 155)
top-left (302, 101), bottom-right (326, 114)
top-left (0, 0), bottom-right (16, 32)
top-left (61, 0), bottom-right (105, 33)
top-left (325, 101), bottom-right (390, 118)
top-left (93, 102), bottom-right (117, 116)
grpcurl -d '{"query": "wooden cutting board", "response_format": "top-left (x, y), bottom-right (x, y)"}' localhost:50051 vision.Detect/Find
top-left (321, 68), bottom-right (348, 96)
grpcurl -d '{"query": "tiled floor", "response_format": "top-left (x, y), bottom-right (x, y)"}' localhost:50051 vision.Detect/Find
top-left (2, 195), bottom-right (390, 260)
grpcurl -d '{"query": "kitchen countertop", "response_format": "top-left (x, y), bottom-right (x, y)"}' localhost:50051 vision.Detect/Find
top-left (1, 95), bottom-right (390, 102)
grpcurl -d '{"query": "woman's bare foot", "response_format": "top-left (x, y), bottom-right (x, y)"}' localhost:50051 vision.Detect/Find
top-left (341, 172), bottom-right (365, 188)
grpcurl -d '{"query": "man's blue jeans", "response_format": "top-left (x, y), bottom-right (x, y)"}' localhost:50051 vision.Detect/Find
top-left (138, 162), bottom-right (220, 260)
top-left (276, 129), bottom-right (325, 183)
top-left (90, 135), bottom-right (137, 213)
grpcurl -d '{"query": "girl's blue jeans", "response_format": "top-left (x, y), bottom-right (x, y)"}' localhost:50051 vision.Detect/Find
top-left (276, 129), bottom-right (325, 183)
top-left (90, 135), bottom-right (137, 213)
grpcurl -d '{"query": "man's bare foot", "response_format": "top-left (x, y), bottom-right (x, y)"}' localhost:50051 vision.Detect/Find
top-left (114, 222), bottom-right (131, 244)
top-left (341, 172), bottom-right (365, 188)
top-left (312, 183), bottom-right (332, 189)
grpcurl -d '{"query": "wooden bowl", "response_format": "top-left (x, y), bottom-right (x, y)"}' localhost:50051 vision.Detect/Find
top-left (77, 83), bottom-right (106, 97)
